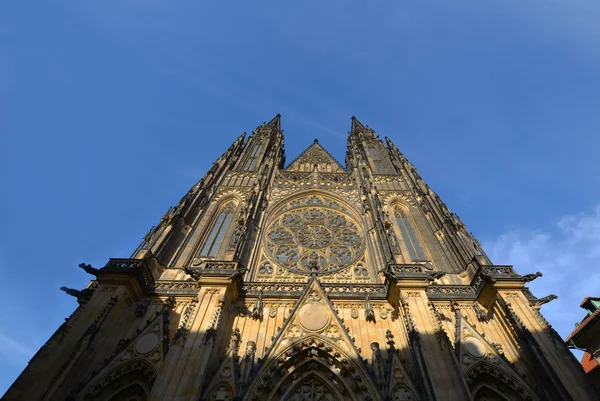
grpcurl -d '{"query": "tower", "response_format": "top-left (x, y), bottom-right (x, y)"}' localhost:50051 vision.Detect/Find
top-left (4, 115), bottom-right (598, 401)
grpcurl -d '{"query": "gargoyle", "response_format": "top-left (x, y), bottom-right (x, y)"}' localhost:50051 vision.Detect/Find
top-left (228, 268), bottom-right (248, 279)
top-left (521, 272), bottom-right (543, 283)
top-left (532, 294), bottom-right (558, 310)
top-left (426, 271), bottom-right (446, 283)
top-left (60, 286), bottom-right (94, 303)
top-left (78, 263), bottom-right (100, 276)
top-left (473, 301), bottom-right (489, 323)
top-left (184, 266), bottom-right (202, 280)
top-left (480, 272), bottom-right (497, 284)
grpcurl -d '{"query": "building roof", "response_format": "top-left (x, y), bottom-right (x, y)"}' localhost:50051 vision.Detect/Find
top-left (581, 352), bottom-right (599, 374)
top-left (580, 296), bottom-right (600, 308)
top-left (566, 305), bottom-right (600, 342)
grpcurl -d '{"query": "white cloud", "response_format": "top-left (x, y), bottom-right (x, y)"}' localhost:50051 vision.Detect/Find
top-left (484, 205), bottom-right (600, 341)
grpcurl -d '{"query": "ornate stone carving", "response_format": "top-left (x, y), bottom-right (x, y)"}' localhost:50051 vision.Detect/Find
top-left (365, 295), bottom-right (376, 322)
top-left (264, 195), bottom-right (365, 275)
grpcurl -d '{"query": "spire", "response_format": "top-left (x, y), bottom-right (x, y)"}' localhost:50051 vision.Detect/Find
top-left (350, 115), bottom-right (366, 135)
top-left (266, 113), bottom-right (281, 131)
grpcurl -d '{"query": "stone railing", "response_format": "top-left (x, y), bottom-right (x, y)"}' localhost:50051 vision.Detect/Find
top-left (241, 282), bottom-right (388, 298)
top-left (100, 258), bottom-right (154, 290)
top-left (387, 264), bottom-right (426, 274)
top-left (103, 258), bottom-right (147, 271)
top-left (481, 266), bottom-right (518, 276)
top-left (426, 285), bottom-right (477, 299)
top-left (203, 261), bottom-right (239, 270)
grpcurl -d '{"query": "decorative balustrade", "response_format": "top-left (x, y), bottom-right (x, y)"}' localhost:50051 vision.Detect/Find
top-left (387, 264), bottom-right (426, 274)
top-left (481, 266), bottom-right (518, 276)
top-left (100, 258), bottom-right (154, 290)
top-left (203, 261), bottom-right (239, 270)
top-left (103, 258), bottom-right (147, 271)
top-left (241, 282), bottom-right (387, 298)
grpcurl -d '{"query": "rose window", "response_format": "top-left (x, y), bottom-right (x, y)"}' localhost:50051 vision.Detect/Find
top-left (264, 197), bottom-right (364, 274)
top-left (297, 225), bottom-right (333, 248)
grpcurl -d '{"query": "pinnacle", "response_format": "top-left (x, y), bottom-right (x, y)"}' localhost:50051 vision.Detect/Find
top-left (350, 115), bottom-right (366, 135)
top-left (266, 113), bottom-right (281, 131)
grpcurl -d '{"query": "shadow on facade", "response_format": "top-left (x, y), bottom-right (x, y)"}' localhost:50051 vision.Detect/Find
top-left (4, 297), bottom-right (599, 401)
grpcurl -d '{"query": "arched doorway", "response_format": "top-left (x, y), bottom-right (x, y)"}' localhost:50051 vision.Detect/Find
top-left (78, 359), bottom-right (157, 401)
top-left (473, 385), bottom-right (510, 401)
top-left (246, 336), bottom-right (378, 401)
top-left (107, 383), bottom-right (148, 401)
top-left (467, 364), bottom-right (538, 401)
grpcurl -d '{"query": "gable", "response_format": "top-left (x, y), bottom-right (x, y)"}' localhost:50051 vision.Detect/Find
top-left (285, 140), bottom-right (345, 172)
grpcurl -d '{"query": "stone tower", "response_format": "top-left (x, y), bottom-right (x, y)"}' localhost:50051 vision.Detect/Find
top-left (4, 116), bottom-right (598, 401)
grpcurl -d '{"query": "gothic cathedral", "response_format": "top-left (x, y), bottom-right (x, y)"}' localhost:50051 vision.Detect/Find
top-left (4, 116), bottom-right (598, 401)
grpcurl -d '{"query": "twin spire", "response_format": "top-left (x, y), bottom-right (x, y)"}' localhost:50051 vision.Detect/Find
top-left (260, 114), bottom-right (369, 137)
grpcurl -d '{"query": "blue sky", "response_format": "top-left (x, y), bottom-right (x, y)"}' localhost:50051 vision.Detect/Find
top-left (2, 0), bottom-right (600, 394)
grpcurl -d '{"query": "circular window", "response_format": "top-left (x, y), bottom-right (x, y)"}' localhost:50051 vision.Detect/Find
top-left (264, 196), bottom-right (364, 274)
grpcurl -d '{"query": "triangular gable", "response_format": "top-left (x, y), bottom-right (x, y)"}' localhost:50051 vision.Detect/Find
top-left (264, 277), bottom-right (362, 359)
top-left (285, 140), bottom-right (345, 172)
top-left (246, 278), bottom-right (380, 401)
top-left (77, 307), bottom-right (170, 399)
top-left (453, 308), bottom-right (539, 400)
top-left (200, 334), bottom-right (239, 401)
top-left (387, 350), bottom-right (421, 401)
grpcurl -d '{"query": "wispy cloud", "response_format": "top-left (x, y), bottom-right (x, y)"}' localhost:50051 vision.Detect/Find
top-left (0, 332), bottom-right (36, 366)
top-left (484, 205), bottom-right (600, 341)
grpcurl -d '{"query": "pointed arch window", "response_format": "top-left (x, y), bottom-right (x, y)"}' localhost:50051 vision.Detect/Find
top-left (242, 142), bottom-right (263, 171)
top-left (367, 145), bottom-right (389, 174)
top-left (393, 205), bottom-right (427, 261)
top-left (199, 201), bottom-right (236, 257)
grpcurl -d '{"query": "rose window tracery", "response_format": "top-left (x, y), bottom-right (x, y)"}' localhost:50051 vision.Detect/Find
top-left (264, 196), bottom-right (365, 274)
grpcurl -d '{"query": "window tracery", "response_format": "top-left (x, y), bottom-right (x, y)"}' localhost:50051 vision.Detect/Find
top-left (199, 201), bottom-right (236, 257)
top-left (242, 142), bottom-right (263, 171)
top-left (288, 377), bottom-right (340, 401)
top-left (393, 205), bottom-right (427, 262)
top-left (264, 195), bottom-right (364, 274)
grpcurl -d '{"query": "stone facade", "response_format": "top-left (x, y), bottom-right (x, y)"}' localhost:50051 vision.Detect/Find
top-left (4, 115), bottom-right (599, 401)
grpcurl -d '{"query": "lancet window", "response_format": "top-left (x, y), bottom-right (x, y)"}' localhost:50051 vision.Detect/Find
top-left (199, 201), bottom-right (236, 257)
top-left (367, 145), bottom-right (390, 174)
top-left (393, 205), bottom-right (427, 261)
top-left (242, 142), bottom-right (263, 171)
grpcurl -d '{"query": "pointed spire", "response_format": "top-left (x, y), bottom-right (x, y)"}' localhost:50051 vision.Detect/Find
top-left (350, 115), bottom-right (366, 135)
top-left (266, 113), bottom-right (281, 131)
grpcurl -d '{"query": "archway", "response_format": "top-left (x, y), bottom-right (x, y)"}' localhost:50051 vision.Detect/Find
top-left (78, 359), bottom-right (157, 401)
top-left (107, 383), bottom-right (148, 401)
top-left (473, 385), bottom-right (510, 401)
top-left (466, 363), bottom-right (538, 401)
top-left (246, 336), bottom-right (378, 401)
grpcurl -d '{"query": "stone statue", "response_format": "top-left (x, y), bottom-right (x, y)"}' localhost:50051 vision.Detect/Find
top-left (251, 292), bottom-right (263, 320)
top-left (365, 295), bottom-right (376, 322)
top-left (370, 342), bottom-right (386, 391)
top-left (238, 341), bottom-right (256, 392)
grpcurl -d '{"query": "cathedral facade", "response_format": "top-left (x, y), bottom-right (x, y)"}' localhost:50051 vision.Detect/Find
top-left (4, 116), bottom-right (598, 401)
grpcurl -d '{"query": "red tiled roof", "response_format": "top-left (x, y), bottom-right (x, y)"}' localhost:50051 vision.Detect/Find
top-left (581, 352), bottom-right (599, 374)
top-left (566, 307), bottom-right (600, 342)
top-left (580, 296), bottom-right (600, 307)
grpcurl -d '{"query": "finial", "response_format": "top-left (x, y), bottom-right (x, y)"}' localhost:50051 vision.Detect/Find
top-left (313, 138), bottom-right (319, 144)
